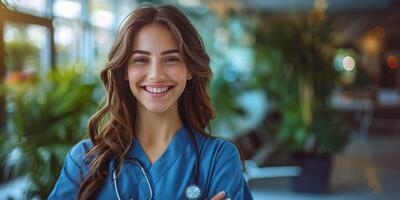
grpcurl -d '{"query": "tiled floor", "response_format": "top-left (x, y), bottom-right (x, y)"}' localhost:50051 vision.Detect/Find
top-left (249, 134), bottom-right (400, 200)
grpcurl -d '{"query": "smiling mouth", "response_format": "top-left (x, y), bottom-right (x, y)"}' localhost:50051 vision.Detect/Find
top-left (142, 86), bottom-right (175, 94)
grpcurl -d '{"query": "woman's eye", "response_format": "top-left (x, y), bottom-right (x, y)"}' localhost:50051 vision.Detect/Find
top-left (133, 58), bottom-right (148, 64)
top-left (164, 57), bottom-right (180, 64)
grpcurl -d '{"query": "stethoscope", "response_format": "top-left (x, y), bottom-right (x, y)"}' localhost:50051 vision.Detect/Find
top-left (112, 127), bottom-right (201, 200)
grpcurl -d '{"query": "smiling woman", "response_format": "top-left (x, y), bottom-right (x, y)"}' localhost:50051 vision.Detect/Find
top-left (48, 4), bottom-right (253, 200)
top-left (125, 23), bottom-right (191, 114)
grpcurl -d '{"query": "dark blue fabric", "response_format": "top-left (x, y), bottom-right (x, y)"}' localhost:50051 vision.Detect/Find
top-left (48, 126), bottom-right (253, 200)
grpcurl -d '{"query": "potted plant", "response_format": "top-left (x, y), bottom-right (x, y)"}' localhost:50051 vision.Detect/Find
top-left (252, 13), bottom-right (349, 193)
top-left (0, 66), bottom-right (98, 199)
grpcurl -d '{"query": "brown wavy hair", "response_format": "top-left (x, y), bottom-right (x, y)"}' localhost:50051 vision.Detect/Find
top-left (78, 4), bottom-right (216, 199)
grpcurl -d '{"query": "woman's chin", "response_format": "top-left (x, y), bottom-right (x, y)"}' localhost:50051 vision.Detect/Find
top-left (147, 108), bottom-right (168, 113)
top-left (142, 104), bottom-right (172, 114)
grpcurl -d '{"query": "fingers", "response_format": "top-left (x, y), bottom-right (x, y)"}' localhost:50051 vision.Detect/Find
top-left (210, 191), bottom-right (225, 200)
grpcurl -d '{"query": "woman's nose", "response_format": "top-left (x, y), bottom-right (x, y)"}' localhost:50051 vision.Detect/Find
top-left (148, 61), bottom-right (166, 81)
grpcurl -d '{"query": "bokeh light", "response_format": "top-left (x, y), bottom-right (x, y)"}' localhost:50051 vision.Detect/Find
top-left (342, 56), bottom-right (356, 71)
top-left (53, 0), bottom-right (81, 19)
top-left (386, 55), bottom-right (398, 69)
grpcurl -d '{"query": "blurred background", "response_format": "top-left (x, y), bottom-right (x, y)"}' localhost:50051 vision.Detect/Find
top-left (0, 0), bottom-right (399, 199)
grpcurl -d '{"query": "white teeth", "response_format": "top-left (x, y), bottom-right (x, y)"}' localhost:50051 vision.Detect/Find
top-left (145, 86), bottom-right (169, 94)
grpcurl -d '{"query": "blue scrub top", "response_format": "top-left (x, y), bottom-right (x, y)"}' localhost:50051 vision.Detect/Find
top-left (48, 126), bottom-right (253, 200)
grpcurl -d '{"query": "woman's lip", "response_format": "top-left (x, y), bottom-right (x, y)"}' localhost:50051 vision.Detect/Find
top-left (140, 85), bottom-right (175, 88)
top-left (142, 86), bottom-right (173, 97)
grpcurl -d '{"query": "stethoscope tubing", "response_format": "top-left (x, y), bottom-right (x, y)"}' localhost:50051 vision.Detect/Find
top-left (112, 127), bottom-right (200, 200)
top-left (113, 158), bottom-right (153, 200)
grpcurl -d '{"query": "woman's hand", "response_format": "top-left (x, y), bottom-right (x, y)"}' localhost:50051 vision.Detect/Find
top-left (209, 191), bottom-right (230, 200)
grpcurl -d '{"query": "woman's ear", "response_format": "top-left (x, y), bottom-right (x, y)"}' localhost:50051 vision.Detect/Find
top-left (187, 72), bottom-right (192, 80)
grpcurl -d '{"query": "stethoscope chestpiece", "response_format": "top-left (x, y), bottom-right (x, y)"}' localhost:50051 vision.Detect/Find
top-left (185, 184), bottom-right (201, 200)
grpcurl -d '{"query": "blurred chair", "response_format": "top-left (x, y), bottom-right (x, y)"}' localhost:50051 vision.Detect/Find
top-left (234, 125), bottom-right (301, 182)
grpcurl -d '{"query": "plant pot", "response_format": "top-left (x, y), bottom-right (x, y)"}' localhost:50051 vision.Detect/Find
top-left (291, 153), bottom-right (332, 194)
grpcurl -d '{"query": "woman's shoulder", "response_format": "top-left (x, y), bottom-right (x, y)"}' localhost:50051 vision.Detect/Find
top-left (67, 139), bottom-right (93, 165)
top-left (195, 133), bottom-right (240, 158)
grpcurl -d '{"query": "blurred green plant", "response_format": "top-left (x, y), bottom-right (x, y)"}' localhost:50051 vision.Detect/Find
top-left (210, 71), bottom-right (247, 135)
top-left (0, 66), bottom-right (98, 199)
top-left (252, 14), bottom-right (349, 156)
top-left (5, 40), bottom-right (39, 71)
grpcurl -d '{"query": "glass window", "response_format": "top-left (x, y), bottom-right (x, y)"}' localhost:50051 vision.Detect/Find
top-left (4, 22), bottom-right (50, 135)
top-left (115, 0), bottom-right (139, 26)
top-left (4, 22), bottom-right (49, 82)
top-left (90, 0), bottom-right (115, 30)
top-left (93, 27), bottom-right (112, 71)
top-left (5, 0), bottom-right (47, 16)
top-left (54, 18), bottom-right (83, 66)
top-left (53, 0), bottom-right (82, 19)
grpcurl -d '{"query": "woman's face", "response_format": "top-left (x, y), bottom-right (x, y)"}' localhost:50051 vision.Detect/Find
top-left (125, 23), bottom-right (191, 114)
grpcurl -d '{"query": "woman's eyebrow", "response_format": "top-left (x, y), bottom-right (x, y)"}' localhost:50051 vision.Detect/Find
top-left (161, 49), bottom-right (179, 55)
top-left (131, 49), bottom-right (179, 55)
top-left (132, 50), bottom-right (150, 55)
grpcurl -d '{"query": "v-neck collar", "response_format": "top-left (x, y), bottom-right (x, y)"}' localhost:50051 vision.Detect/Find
top-left (128, 125), bottom-right (191, 185)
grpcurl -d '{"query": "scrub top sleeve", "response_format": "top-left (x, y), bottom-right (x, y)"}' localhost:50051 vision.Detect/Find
top-left (48, 141), bottom-right (89, 200)
top-left (208, 140), bottom-right (253, 200)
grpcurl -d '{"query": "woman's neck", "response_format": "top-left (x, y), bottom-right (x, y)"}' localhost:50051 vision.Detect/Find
top-left (135, 104), bottom-right (183, 147)
top-left (134, 104), bottom-right (183, 164)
